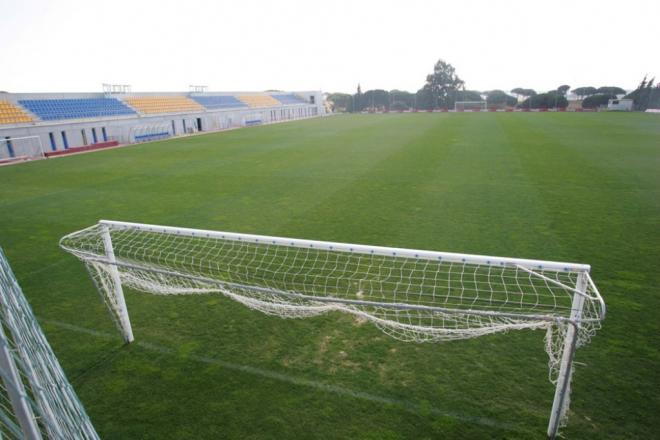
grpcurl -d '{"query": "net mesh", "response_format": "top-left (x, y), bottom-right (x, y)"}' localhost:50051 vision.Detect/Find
top-left (0, 137), bottom-right (44, 162)
top-left (60, 221), bottom-right (605, 429)
top-left (0, 247), bottom-right (99, 439)
top-left (454, 101), bottom-right (487, 111)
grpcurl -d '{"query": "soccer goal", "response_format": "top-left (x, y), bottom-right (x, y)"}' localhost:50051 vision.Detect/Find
top-left (0, 247), bottom-right (99, 440)
top-left (454, 101), bottom-right (487, 112)
top-left (60, 220), bottom-right (606, 438)
top-left (0, 136), bottom-right (45, 164)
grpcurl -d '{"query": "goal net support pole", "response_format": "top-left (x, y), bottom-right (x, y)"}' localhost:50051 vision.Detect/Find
top-left (100, 224), bottom-right (134, 343)
top-left (60, 220), bottom-right (606, 437)
top-left (547, 272), bottom-right (587, 438)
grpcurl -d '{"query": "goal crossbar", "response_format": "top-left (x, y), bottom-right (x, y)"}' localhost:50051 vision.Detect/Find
top-left (96, 220), bottom-right (592, 272)
top-left (59, 220), bottom-right (606, 438)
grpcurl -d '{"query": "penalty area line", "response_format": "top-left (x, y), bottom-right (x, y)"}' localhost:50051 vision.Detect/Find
top-left (45, 319), bottom-right (517, 432)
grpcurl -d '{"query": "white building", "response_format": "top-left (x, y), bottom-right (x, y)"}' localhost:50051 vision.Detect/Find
top-left (607, 98), bottom-right (633, 111)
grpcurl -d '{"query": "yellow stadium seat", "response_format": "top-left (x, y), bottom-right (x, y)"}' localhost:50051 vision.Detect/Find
top-left (0, 101), bottom-right (34, 124)
top-left (123, 96), bottom-right (204, 114)
top-left (237, 95), bottom-right (281, 108)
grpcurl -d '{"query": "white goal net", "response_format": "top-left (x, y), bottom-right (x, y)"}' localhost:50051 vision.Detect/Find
top-left (0, 247), bottom-right (99, 439)
top-left (454, 101), bottom-right (487, 111)
top-left (0, 136), bottom-right (45, 163)
top-left (60, 220), bottom-right (606, 438)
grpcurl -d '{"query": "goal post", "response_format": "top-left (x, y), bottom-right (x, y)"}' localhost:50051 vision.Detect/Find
top-left (547, 271), bottom-right (586, 437)
top-left (60, 220), bottom-right (606, 438)
top-left (0, 135), bottom-right (45, 163)
top-left (454, 101), bottom-right (487, 112)
top-left (100, 223), bottom-right (134, 343)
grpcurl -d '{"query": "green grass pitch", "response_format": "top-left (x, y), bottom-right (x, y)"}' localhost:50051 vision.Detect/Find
top-left (0, 112), bottom-right (658, 439)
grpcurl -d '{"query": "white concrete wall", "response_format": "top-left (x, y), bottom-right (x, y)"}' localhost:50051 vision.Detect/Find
top-left (607, 99), bottom-right (633, 111)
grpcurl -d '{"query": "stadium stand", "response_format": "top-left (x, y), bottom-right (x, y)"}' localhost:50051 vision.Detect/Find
top-left (272, 94), bottom-right (306, 105)
top-left (0, 100), bottom-right (34, 124)
top-left (123, 96), bottom-right (203, 114)
top-left (18, 98), bottom-right (135, 121)
top-left (190, 95), bottom-right (248, 110)
top-left (238, 95), bottom-right (281, 108)
top-left (0, 90), bottom-right (324, 158)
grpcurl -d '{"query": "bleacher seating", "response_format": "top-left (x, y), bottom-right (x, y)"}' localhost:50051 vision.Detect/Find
top-left (272, 94), bottom-right (306, 105)
top-left (238, 95), bottom-right (281, 108)
top-left (190, 95), bottom-right (248, 110)
top-left (18, 98), bottom-right (135, 121)
top-left (244, 118), bottom-right (262, 126)
top-left (0, 101), bottom-right (34, 124)
top-left (134, 131), bottom-right (170, 142)
top-left (123, 96), bottom-right (203, 114)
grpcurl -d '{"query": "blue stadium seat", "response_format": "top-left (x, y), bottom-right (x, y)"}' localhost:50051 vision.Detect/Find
top-left (190, 95), bottom-right (248, 110)
top-left (271, 94), bottom-right (306, 105)
top-left (18, 98), bottom-right (136, 121)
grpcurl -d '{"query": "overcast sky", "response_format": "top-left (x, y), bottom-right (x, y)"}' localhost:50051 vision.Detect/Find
top-left (1, 0), bottom-right (658, 94)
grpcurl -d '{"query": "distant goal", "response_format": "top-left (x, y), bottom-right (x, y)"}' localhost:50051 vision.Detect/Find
top-left (0, 136), bottom-right (45, 164)
top-left (60, 220), bottom-right (606, 438)
top-left (454, 101), bottom-right (487, 112)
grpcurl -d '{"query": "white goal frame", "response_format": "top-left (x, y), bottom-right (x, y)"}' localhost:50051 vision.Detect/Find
top-left (0, 135), bottom-right (45, 163)
top-left (454, 101), bottom-right (487, 111)
top-left (60, 220), bottom-right (606, 438)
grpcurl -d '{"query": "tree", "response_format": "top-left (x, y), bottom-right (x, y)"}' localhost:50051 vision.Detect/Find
top-left (389, 90), bottom-right (415, 109)
top-left (571, 86), bottom-right (597, 99)
top-left (486, 90), bottom-right (517, 107)
top-left (390, 101), bottom-right (409, 111)
top-left (557, 85), bottom-right (571, 96)
top-left (520, 92), bottom-right (568, 109)
top-left (550, 86), bottom-right (571, 108)
top-left (510, 88), bottom-right (537, 105)
top-left (456, 90), bottom-right (483, 102)
top-left (596, 86), bottom-right (626, 96)
top-left (582, 94), bottom-right (615, 109)
top-left (510, 88), bottom-right (524, 101)
top-left (326, 93), bottom-right (352, 112)
top-left (625, 75), bottom-right (660, 110)
top-left (514, 89), bottom-right (537, 108)
top-left (362, 89), bottom-right (390, 111)
top-left (424, 59), bottom-right (464, 108)
top-left (354, 84), bottom-right (363, 112)
top-left (515, 88), bottom-right (536, 97)
top-left (415, 86), bottom-right (435, 110)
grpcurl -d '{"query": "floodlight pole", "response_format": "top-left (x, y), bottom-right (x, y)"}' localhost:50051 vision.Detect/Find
top-left (547, 271), bottom-right (587, 439)
top-left (101, 224), bottom-right (134, 343)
